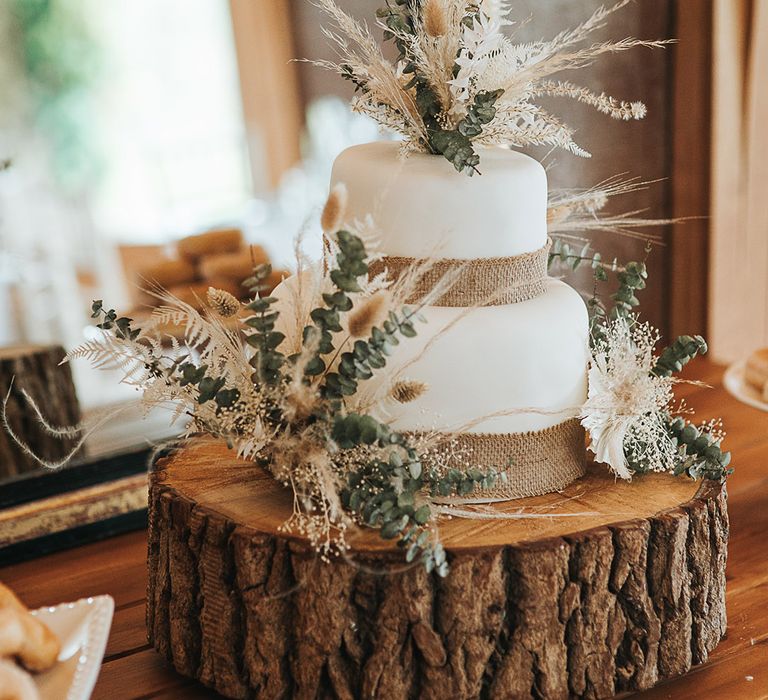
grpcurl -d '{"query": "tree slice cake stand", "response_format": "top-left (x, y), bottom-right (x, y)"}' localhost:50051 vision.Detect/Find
top-left (147, 439), bottom-right (728, 700)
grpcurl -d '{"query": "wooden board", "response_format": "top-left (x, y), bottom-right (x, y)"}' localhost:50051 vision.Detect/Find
top-left (146, 438), bottom-right (728, 700)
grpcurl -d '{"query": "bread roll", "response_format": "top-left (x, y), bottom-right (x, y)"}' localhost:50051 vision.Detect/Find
top-left (745, 347), bottom-right (768, 399)
top-left (206, 277), bottom-right (244, 298)
top-left (199, 246), bottom-right (269, 282)
top-left (177, 228), bottom-right (243, 260)
top-left (0, 583), bottom-right (60, 673)
top-left (0, 659), bottom-right (39, 700)
top-left (167, 283), bottom-right (211, 311)
top-left (136, 258), bottom-right (197, 289)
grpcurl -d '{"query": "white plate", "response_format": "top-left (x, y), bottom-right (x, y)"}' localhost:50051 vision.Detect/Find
top-left (29, 595), bottom-right (114, 700)
top-left (724, 360), bottom-right (768, 412)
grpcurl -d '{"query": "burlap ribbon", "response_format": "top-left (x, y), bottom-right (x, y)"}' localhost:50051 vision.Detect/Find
top-left (368, 238), bottom-right (551, 307)
top-left (412, 418), bottom-right (587, 499)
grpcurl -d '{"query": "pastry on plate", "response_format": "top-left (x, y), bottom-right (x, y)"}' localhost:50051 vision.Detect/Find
top-left (0, 658), bottom-right (39, 700)
top-left (745, 348), bottom-right (768, 400)
top-left (0, 583), bottom-right (60, 672)
top-left (0, 582), bottom-right (62, 700)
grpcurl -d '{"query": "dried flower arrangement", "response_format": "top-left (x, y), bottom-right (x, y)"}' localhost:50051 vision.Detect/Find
top-left (544, 178), bottom-right (731, 482)
top-left (315, 0), bottom-right (668, 174)
top-left (53, 195), bottom-right (510, 577)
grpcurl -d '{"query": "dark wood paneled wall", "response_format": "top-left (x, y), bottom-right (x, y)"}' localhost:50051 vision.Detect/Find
top-left (290, 0), bottom-right (709, 337)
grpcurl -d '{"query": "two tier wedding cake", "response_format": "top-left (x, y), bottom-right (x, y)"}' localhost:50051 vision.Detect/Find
top-left (330, 142), bottom-right (590, 497)
top-left (39, 3), bottom-right (732, 697)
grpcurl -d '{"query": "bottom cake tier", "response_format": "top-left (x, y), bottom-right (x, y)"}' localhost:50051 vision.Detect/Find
top-left (275, 275), bottom-right (591, 498)
top-left (147, 440), bottom-right (728, 700)
top-left (366, 278), bottom-right (590, 435)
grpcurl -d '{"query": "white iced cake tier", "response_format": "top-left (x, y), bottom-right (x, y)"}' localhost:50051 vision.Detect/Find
top-left (369, 280), bottom-right (589, 433)
top-left (331, 141), bottom-right (548, 259)
top-left (298, 141), bottom-right (590, 435)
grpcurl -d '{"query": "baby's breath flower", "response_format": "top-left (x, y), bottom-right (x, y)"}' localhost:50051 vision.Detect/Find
top-left (580, 316), bottom-right (678, 479)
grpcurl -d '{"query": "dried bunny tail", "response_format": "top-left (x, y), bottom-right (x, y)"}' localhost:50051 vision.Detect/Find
top-left (390, 379), bottom-right (428, 404)
top-left (423, 0), bottom-right (448, 37)
top-left (347, 289), bottom-right (391, 338)
top-left (385, 0), bottom-right (465, 117)
top-left (321, 183), bottom-right (348, 233)
top-left (149, 291), bottom-right (250, 380)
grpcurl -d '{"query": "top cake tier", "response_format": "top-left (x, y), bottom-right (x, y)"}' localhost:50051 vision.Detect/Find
top-left (331, 141), bottom-right (548, 259)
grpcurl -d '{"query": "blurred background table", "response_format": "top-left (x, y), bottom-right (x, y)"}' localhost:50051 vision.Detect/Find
top-left (1, 361), bottom-right (766, 700)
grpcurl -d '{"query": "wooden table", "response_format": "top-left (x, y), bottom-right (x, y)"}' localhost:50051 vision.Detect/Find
top-left (1, 360), bottom-right (766, 699)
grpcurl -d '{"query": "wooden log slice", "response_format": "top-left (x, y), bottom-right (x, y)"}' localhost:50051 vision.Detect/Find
top-left (0, 345), bottom-right (81, 478)
top-left (147, 439), bottom-right (728, 700)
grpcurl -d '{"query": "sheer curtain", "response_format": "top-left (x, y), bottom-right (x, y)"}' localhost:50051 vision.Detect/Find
top-left (709, 0), bottom-right (768, 362)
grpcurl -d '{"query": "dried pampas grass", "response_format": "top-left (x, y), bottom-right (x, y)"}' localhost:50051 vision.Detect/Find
top-left (547, 176), bottom-right (677, 246)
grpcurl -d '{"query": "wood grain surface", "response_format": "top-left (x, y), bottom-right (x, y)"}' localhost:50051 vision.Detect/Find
top-left (0, 360), bottom-right (765, 699)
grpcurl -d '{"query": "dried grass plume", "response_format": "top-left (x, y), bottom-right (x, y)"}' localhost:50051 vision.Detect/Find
top-left (321, 183), bottom-right (349, 234)
top-left (347, 290), bottom-right (391, 338)
top-left (423, 0), bottom-right (448, 37)
top-left (390, 379), bottom-right (429, 404)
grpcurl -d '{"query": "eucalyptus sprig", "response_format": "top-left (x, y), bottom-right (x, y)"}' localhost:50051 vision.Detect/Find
top-left (242, 263), bottom-right (285, 386)
top-left (375, 2), bottom-right (503, 174)
top-left (653, 335), bottom-right (708, 378)
top-left (548, 238), bottom-right (648, 345)
top-left (335, 413), bottom-right (499, 575)
top-left (666, 416), bottom-right (732, 481)
top-left (91, 300), bottom-right (140, 341)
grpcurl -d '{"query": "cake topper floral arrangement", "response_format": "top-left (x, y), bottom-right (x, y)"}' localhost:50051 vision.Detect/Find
top-left (315, 0), bottom-right (669, 174)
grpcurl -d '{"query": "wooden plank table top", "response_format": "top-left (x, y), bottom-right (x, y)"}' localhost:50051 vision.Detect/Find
top-left (1, 360), bottom-right (766, 700)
